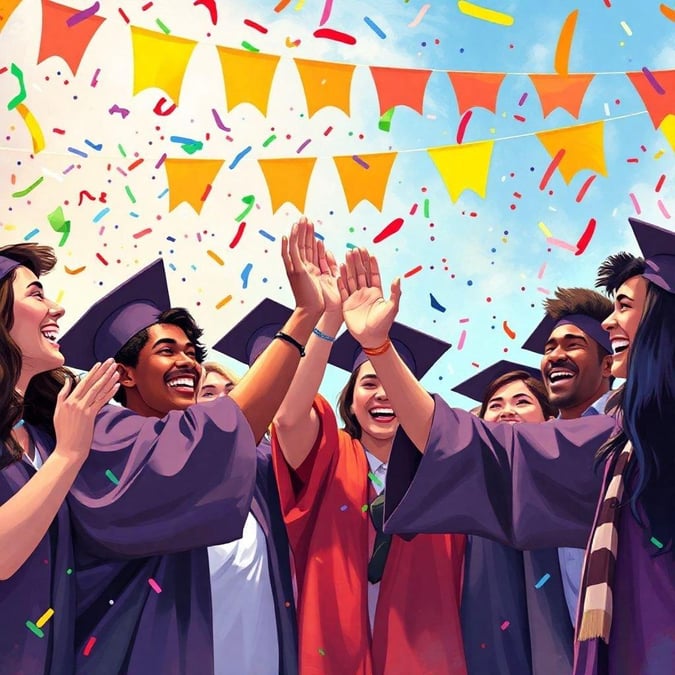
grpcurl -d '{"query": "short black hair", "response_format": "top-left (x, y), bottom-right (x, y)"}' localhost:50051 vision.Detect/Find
top-left (595, 252), bottom-right (647, 296)
top-left (114, 307), bottom-right (207, 405)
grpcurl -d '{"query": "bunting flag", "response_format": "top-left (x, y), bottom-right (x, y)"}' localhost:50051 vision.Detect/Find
top-left (258, 157), bottom-right (317, 213)
top-left (447, 71), bottom-right (506, 114)
top-left (0, 0), bottom-right (22, 32)
top-left (529, 74), bottom-right (595, 118)
top-left (131, 27), bottom-right (197, 102)
top-left (369, 66), bottom-right (432, 115)
top-left (536, 121), bottom-right (607, 184)
top-left (333, 153), bottom-right (397, 211)
top-left (294, 58), bottom-right (356, 117)
top-left (217, 47), bottom-right (281, 115)
top-left (37, 0), bottom-right (106, 75)
top-left (626, 69), bottom-right (675, 128)
top-left (659, 113), bottom-right (675, 152)
top-left (428, 141), bottom-right (494, 202)
top-left (164, 158), bottom-right (224, 213)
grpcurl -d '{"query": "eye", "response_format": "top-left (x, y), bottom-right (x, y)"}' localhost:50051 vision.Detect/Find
top-left (158, 348), bottom-right (173, 355)
top-left (201, 392), bottom-right (215, 399)
top-left (487, 402), bottom-right (502, 411)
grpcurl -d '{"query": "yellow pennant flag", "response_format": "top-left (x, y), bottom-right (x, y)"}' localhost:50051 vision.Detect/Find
top-left (0, 0), bottom-right (22, 32)
top-left (164, 158), bottom-right (224, 213)
top-left (217, 47), bottom-right (280, 115)
top-left (131, 27), bottom-right (197, 102)
top-left (428, 141), bottom-right (494, 202)
top-left (659, 114), bottom-right (675, 152)
top-left (258, 158), bottom-right (317, 213)
top-left (536, 121), bottom-right (607, 184)
top-left (333, 153), bottom-right (397, 211)
top-left (294, 58), bottom-right (356, 117)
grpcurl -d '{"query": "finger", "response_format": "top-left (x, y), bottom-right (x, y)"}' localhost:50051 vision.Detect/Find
top-left (304, 220), bottom-right (316, 266)
top-left (326, 249), bottom-right (339, 278)
top-left (317, 239), bottom-right (330, 274)
top-left (288, 222), bottom-right (302, 271)
top-left (390, 277), bottom-right (402, 312)
top-left (336, 271), bottom-right (349, 303)
top-left (70, 361), bottom-right (103, 401)
top-left (81, 362), bottom-right (120, 405)
top-left (281, 235), bottom-right (292, 274)
top-left (352, 249), bottom-right (368, 289)
top-left (56, 376), bottom-right (73, 404)
top-left (343, 251), bottom-right (359, 294)
top-left (360, 248), bottom-right (372, 284)
top-left (369, 255), bottom-right (383, 292)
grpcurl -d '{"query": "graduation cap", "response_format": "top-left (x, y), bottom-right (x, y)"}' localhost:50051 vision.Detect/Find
top-left (212, 298), bottom-right (293, 367)
top-left (451, 359), bottom-right (542, 403)
top-left (0, 255), bottom-right (21, 282)
top-left (59, 259), bottom-right (170, 370)
top-left (329, 322), bottom-right (450, 379)
top-left (522, 309), bottom-right (612, 355)
top-left (629, 217), bottom-right (675, 294)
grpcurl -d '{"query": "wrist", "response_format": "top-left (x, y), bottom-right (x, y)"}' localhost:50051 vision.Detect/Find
top-left (361, 338), bottom-right (391, 356)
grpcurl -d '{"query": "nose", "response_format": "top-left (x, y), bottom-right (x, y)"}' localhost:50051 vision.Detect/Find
top-left (47, 300), bottom-right (65, 320)
top-left (176, 352), bottom-right (199, 369)
top-left (545, 343), bottom-right (567, 362)
top-left (601, 310), bottom-right (616, 331)
top-left (498, 407), bottom-right (517, 420)
top-left (374, 386), bottom-right (388, 401)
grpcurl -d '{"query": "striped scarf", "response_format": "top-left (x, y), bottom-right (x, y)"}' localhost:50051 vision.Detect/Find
top-left (577, 441), bottom-right (633, 643)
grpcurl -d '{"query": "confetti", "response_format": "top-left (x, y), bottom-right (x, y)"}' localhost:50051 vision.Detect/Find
top-left (535, 573), bottom-right (551, 588)
top-left (296, 138), bottom-right (312, 153)
top-left (457, 329), bottom-right (467, 350)
top-left (539, 149), bottom-right (565, 190)
top-left (423, 199), bottom-right (430, 218)
top-left (364, 16), bottom-right (386, 38)
top-left (641, 67), bottom-right (665, 94)
top-left (47, 206), bottom-right (71, 247)
top-left (155, 18), bottom-right (171, 34)
top-left (25, 621), bottom-right (44, 638)
top-left (430, 293), bottom-right (446, 312)
top-left (457, 1), bottom-right (514, 26)
top-left (655, 174), bottom-right (666, 192)
top-left (259, 229), bottom-right (276, 241)
top-left (212, 108), bottom-right (231, 132)
top-left (36, 608), bottom-right (54, 629)
top-left (92, 207), bottom-right (110, 223)
top-left (90, 67), bottom-right (100, 87)
top-left (133, 228), bottom-right (152, 239)
top-left (650, 536), bottom-right (664, 549)
top-left (313, 28), bottom-right (357, 45)
top-left (216, 295), bottom-right (232, 309)
top-left (660, 4), bottom-right (675, 21)
top-left (500, 620), bottom-right (510, 630)
top-left (629, 192), bottom-right (641, 214)
top-left (241, 262), bottom-right (253, 288)
top-left (66, 1), bottom-right (100, 26)
top-left (125, 185), bottom-right (137, 203)
top-left (109, 104), bottom-right (130, 118)
top-left (457, 110), bottom-right (472, 144)
top-left (84, 139), bottom-right (102, 151)
top-left (368, 471), bottom-right (383, 488)
top-left (352, 155), bottom-right (370, 169)
top-left (538, 222), bottom-right (553, 238)
top-left (243, 18), bottom-right (267, 32)
top-left (657, 199), bottom-right (671, 219)
top-left (105, 469), bottom-right (119, 485)
top-left (241, 41), bottom-right (260, 52)
top-left (194, 0), bottom-right (218, 24)
top-left (147, 578), bottom-right (162, 593)
top-left (7, 63), bottom-right (26, 110)
top-left (546, 237), bottom-right (577, 253)
top-left (575, 218), bottom-right (596, 255)
top-left (262, 134), bottom-right (277, 147)
top-left (82, 636), bottom-right (97, 656)
top-left (378, 108), bottom-right (395, 132)
top-left (319, 0), bottom-right (334, 26)
top-left (153, 97), bottom-right (177, 116)
top-left (620, 20), bottom-right (632, 36)
top-left (15, 103), bottom-right (45, 154)
top-left (555, 10), bottom-right (578, 76)
top-left (404, 265), bottom-right (423, 278)
top-left (207, 250), bottom-right (224, 265)
top-left (274, 0), bottom-right (292, 11)
top-left (575, 174), bottom-right (597, 202)
top-left (65, 265), bottom-right (86, 275)
top-left (229, 146), bottom-right (252, 169)
top-left (236, 195), bottom-right (255, 222)
top-left (24, 229), bottom-right (40, 241)
top-left (373, 217), bottom-right (404, 243)
top-left (229, 222), bottom-right (247, 248)
top-left (12, 176), bottom-right (44, 198)
top-left (502, 321), bottom-right (516, 339)
top-left (408, 3), bottom-right (431, 27)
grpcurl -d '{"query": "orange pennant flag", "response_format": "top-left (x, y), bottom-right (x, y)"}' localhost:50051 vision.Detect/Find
top-left (217, 47), bottom-right (280, 116)
top-left (37, 0), bottom-right (105, 75)
top-left (294, 58), bottom-right (356, 117)
top-left (536, 121), bottom-right (607, 184)
top-left (1, 0), bottom-right (22, 33)
top-left (333, 153), bottom-right (397, 211)
top-left (369, 66), bottom-right (432, 115)
top-left (529, 74), bottom-right (595, 118)
top-left (164, 158), bottom-right (224, 213)
top-left (258, 158), bottom-right (317, 213)
top-left (131, 27), bottom-right (197, 102)
top-left (626, 69), bottom-right (675, 128)
top-left (447, 72), bottom-right (506, 114)
top-left (428, 141), bottom-right (494, 202)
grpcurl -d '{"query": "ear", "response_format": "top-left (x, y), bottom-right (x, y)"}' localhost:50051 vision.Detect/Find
top-left (116, 363), bottom-right (136, 390)
top-left (601, 354), bottom-right (613, 378)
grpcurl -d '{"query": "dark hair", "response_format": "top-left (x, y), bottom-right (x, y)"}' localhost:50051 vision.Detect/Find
top-left (114, 307), bottom-right (207, 405)
top-left (337, 364), bottom-right (364, 440)
top-left (478, 370), bottom-right (558, 419)
top-left (0, 244), bottom-right (75, 468)
top-left (596, 253), bottom-right (674, 555)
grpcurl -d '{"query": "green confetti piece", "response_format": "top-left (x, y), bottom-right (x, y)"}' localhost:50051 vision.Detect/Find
top-left (47, 206), bottom-right (71, 247)
top-left (105, 469), bottom-right (120, 485)
top-left (118, 143), bottom-right (127, 158)
top-left (346, 242), bottom-right (357, 249)
top-left (12, 176), bottom-right (44, 198)
top-left (155, 18), bottom-right (171, 34)
top-left (423, 198), bottom-right (430, 218)
top-left (66, 568), bottom-right (73, 575)
top-left (262, 134), bottom-right (277, 147)
top-left (378, 107), bottom-right (395, 132)
top-left (181, 141), bottom-right (203, 155)
top-left (368, 471), bottom-right (383, 488)
top-left (318, 648), bottom-right (326, 657)
top-left (650, 536), bottom-right (664, 549)
top-left (124, 185), bottom-right (136, 204)
top-left (235, 194), bottom-right (255, 222)
top-left (361, 504), bottom-right (369, 512)
top-left (7, 63), bottom-right (27, 111)
top-left (241, 41), bottom-right (260, 52)
top-left (25, 621), bottom-right (44, 638)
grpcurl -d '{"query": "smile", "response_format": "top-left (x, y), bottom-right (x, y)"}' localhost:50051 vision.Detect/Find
top-left (547, 368), bottom-right (575, 384)
top-left (369, 407), bottom-right (396, 422)
top-left (611, 339), bottom-right (629, 355)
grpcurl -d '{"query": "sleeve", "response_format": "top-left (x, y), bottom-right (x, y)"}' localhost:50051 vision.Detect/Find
top-left (67, 396), bottom-right (257, 558)
top-left (384, 394), bottom-right (616, 550)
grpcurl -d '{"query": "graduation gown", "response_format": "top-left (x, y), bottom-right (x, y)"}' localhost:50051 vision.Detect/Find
top-left (1, 429), bottom-right (76, 675)
top-left (67, 396), bottom-right (259, 674)
top-left (384, 395), bottom-right (674, 675)
top-left (272, 395), bottom-right (467, 675)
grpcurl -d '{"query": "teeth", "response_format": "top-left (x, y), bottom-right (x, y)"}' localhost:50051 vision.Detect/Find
top-left (549, 371), bottom-right (574, 383)
top-left (167, 377), bottom-right (195, 388)
top-left (612, 340), bottom-right (629, 354)
top-left (41, 330), bottom-right (58, 342)
top-left (370, 408), bottom-right (394, 417)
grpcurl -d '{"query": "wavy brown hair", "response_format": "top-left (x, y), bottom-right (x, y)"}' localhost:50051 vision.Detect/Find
top-left (0, 244), bottom-right (75, 468)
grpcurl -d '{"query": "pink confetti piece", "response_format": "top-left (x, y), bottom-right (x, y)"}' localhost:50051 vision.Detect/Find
top-left (408, 3), bottom-right (431, 27)
top-left (457, 329), bottom-right (467, 350)
top-left (537, 287), bottom-right (551, 295)
top-left (657, 199), bottom-right (671, 219)
top-left (629, 192), bottom-right (642, 214)
top-left (147, 578), bottom-right (162, 593)
top-left (500, 620), bottom-right (510, 631)
top-left (546, 237), bottom-right (577, 253)
top-left (537, 262), bottom-right (547, 279)
top-left (319, 0), bottom-right (333, 26)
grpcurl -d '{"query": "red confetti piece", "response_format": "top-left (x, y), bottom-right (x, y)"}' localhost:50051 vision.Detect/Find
top-left (127, 158), bottom-right (144, 171)
top-left (403, 264), bottom-right (423, 278)
top-left (575, 174), bottom-right (597, 203)
top-left (133, 228), bottom-right (152, 239)
top-left (373, 217), bottom-right (404, 243)
top-left (655, 174), bottom-right (666, 192)
top-left (456, 110), bottom-right (472, 144)
top-left (313, 28), bottom-right (356, 45)
top-left (200, 184), bottom-right (212, 202)
top-left (539, 149), bottom-right (566, 190)
top-left (409, 202), bottom-right (418, 215)
top-left (153, 97), bottom-right (177, 116)
top-left (323, 126), bottom-right (333, 136)
top-left (78, 190), bottom-right (96, 206)
top-left (229, 221), bottom-right (247, 248)
top-left (513, 114), bottom-right (526, 122)
top-left (626, 157), bottom-right (639, 163)
top-left (83, 636), bottom-right (97, 656)
top-left (96, 253), bottom-right (109, 266)
top-left (244, 18), bottom-right (268, 33)
top-left (575, 218), bottom-right (597, 256)
top-left (141, 1), bottom-right (153, 10)
top-left (503, 321), bottom-right (516, 339)
top-left (194, 0), bottom-right (217, 24)
top-left (118, 7), bottom-right (130, 23)
top-left (53, 128), bottom-right (66, 134)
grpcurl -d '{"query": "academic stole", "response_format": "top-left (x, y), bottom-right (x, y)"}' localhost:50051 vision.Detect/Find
top-left (577, 441), bottom-right (633, 642)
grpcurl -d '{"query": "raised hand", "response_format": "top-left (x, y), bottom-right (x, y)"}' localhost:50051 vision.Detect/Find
top-left (52, 358), bottom-right (119, 465)
top-left (281, 217), bottom-right (324, 317)
top-left (337, 248), bottom-right (401, 348)
top-left (316, 239), bottom-right (341, 315)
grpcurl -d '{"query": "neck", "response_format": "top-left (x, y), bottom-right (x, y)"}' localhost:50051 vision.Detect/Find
top-left (124, 391), bottom-right (165, 418)
top-left (360, 431), bottom-right (393, 463)
top-left (559, 381), bottom-right (610, 420)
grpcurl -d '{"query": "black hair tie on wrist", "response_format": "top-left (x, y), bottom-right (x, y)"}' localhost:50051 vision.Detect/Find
top-left (273, 331), bottom-right (306, 357)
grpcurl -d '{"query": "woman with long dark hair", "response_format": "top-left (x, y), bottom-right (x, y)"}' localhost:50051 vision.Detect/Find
top-left (0, 243), bottom-right (118, 674)
top-left (337, 217), bottom-right (674, 675)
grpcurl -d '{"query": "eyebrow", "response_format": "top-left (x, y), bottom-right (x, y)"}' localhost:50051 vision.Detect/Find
top-left (544, 332), bottom-right (589, 348)
top-left (488, 391), bottom-right (534, 405)
top-left (200, 385), bottom-right (217, 393)
top-left (615, 292), bottom-right (633, 303)
top-left (26, 281), bottom-right (44, 291)
top-left (151, 338), bottom-right (196, 350)
top-left (359, 373), bottom-right (379, 383)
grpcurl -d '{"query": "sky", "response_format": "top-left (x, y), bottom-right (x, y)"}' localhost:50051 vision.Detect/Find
top-left (1, 0), bottom-right (673, 411)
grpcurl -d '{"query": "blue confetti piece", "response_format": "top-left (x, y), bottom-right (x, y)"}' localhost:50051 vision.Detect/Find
top-left (241, 262), bottom-right (253, 289)
top-left (346, 242), bottom-right (357, 249)
top-left (67, 146), bottom-right (88, 158)
top-left (430, 293), bottom-right (446, 312)
top-left (92, 207), bottom-right (110, 223)
top-left (229, 146), bottom-right (252, 170)
top-left (363, 16), bottom-right (386, 39)
top-left (534, 573), bottom-right (551, 589)
top-left (129, 212), bottom-right (140, 218)
top-left (190, 264), bottom-right (197, 271)
top-left (169, 135), bottom-right (199, 145)
top-left (166, 235), bottom-right (176, 242)
top-left (314, 231), bottom-right (325, 241)
top-left (168, 263), bottom-right (177, 271)
top-left (84, 139), bottom-right (103, 151)
top-left (157, 188), bottom-right (169, 199)
top-left (258, 229), bottom-right (276, 241)
top-left (24, 228), bottom-right (40, 240)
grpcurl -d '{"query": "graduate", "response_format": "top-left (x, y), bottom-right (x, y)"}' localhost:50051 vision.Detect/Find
top-left (206, 298), bottom-right (299, 675)
top-left (271, 237), bottom-right (467, 674)
top-left (337, 219), bottom-right (674, 675)
top-left (198, 361), bottom-right (240, 399)
top-left (58, 219), bottom-right (322, 674)
top-left (0, 244), bottom-right (119, 675)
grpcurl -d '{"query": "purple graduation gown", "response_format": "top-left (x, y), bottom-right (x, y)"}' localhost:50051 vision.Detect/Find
top-left (384, 395), bottom-right (674, 675)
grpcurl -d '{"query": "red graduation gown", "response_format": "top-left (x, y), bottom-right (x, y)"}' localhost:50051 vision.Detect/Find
top-left (272, 395), bottom-right (467, 675)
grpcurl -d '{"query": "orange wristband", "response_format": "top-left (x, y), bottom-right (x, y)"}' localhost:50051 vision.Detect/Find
top-left (362, 339), bottom-right (391, 356)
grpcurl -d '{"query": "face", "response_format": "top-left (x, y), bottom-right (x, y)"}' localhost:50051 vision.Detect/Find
top-left (601, 275), bottom-right (648, 379)
top-left (119, 323), bottom-right (201, 417)
top-left (198, 370), bottom-right (234, 402)
top-left (350, 361), bottom-right (398, 445)
top-left (482, 379), bottom-right (547, 424)
top-left (540, 323), bottom-right (612, 415)
top-left (9, 266), bottom-right (65, 377)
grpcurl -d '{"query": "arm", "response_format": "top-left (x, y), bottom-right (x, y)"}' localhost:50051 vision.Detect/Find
top-left (274, 237), bottom-right (342, 469)
top-left (0, 361), bottom-right (118, 579)
top-left (228, 217), bottom-right (323, 443)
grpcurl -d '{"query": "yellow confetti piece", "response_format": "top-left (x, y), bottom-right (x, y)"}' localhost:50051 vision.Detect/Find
top-left (538, 221), bottom-right (553, 238)
top-left (36, 608), bottom-right (54, 628)
top-left (216, 295), bottom-right (232, 309)
top-left (457, 0), bottom-right (514, 26)
top-left (207, 249), bottom-right (224, 265)
top-left (55, 290), bottom-right (64, 305)
top-left (15, 103), bottom-right (45, 154)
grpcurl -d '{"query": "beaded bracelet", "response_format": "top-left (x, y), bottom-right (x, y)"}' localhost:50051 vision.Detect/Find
top-left (312, 327), bottom-right (336, 343)
top-left (362, 339), bottom-right (391, 356)
top-left (274, 331), bottom-right (306, 357)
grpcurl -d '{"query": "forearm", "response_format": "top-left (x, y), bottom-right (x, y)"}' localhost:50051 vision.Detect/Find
top-left (229, 307), bottom-right (321, 443)
top-left (0, 450), bottom-right (83, 579)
